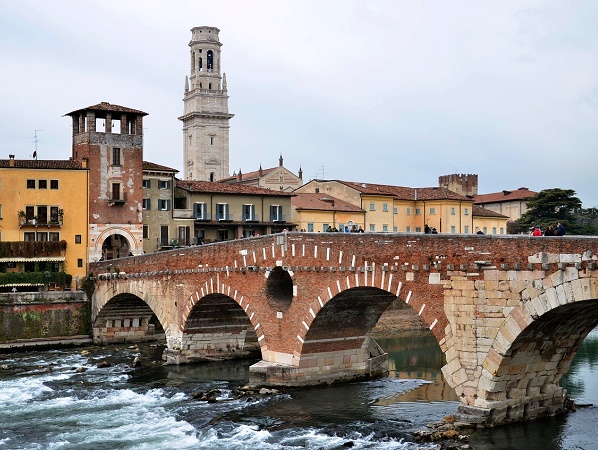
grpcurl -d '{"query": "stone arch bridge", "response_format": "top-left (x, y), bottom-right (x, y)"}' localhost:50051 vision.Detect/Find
top-left (89, 232), bottom-right (598, 426)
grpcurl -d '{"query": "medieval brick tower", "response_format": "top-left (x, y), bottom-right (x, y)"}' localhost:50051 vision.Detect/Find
top-left (66, 102), bottom-right (146, 262)
top-left (180, 26), bottom-right (234, 181)
top-left (439, 173), bottom-right (478, 197)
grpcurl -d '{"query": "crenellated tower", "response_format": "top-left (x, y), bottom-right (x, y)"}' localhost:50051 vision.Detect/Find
top-left (179, 26), bottom-right (234, 181)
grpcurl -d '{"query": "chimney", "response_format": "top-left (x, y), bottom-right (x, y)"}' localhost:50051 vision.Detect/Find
top-left (298, 166), bottom-right (303, 180)
top-left (259, 164), bottom-right (263, 177)
top-left (237, 169), bottom-right (242, 181)
top-left (81, 158), bottom-right (88, 169)
top-left (9, 154), bottom-right (15, 167)
top-left (414, 188), bottom-right (418, 201)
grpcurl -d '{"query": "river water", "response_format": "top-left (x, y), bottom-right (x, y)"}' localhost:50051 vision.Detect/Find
top-left (0, 330), bottom-right (596, 449)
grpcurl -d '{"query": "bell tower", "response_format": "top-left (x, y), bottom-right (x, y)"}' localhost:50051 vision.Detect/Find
top-left (179, 26), bottom-right (234, 181)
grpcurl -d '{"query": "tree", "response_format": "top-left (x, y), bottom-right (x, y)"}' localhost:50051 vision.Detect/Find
top-left (515, 188), bottom-right (584, 234)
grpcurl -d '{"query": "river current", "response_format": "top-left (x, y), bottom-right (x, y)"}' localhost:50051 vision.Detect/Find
top-left (0, 330), bottom-right (596, 449)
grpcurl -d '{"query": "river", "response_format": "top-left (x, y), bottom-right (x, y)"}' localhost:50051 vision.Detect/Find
top-left (0, 330), bottom-right (596, 449)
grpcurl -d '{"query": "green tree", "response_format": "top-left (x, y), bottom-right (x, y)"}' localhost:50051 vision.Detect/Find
top-left (515, 188), bottom-right (583, 234)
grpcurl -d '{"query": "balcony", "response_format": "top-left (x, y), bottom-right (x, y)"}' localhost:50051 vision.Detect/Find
top-left (243, 213), bottom-right (260, 223)
top-left (270, 214), bottom-right (287, 223)
top-left (109, 192), bottom-right (126, 205)
top-left (19, 213), bottom-right (63, 229)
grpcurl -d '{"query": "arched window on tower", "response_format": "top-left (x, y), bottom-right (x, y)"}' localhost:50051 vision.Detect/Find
top-left (207, 50), bottom-right (213, 72)
top-left (209, 172), bottom-right (215, 182)
top-left (191, 51), bottom-right (195, 71)
top-left (198, 57), bottom-right (202, 71)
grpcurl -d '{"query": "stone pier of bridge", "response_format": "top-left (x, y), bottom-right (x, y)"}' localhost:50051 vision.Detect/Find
top-left (89, 232), bottom-right (598, 426)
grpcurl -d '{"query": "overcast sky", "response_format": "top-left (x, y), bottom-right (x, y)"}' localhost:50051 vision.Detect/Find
top-left (1, 0), bottom-right (597, 207)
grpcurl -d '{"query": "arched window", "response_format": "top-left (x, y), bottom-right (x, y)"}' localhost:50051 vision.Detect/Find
top-left (191, 51), bottom-right (195, 71)
top-left (198, 57), bottom-right (202, 71)
top-left (209, 172), bottom-right (215, 182)
top-left (208, 83), bottom-right (212, 90)
top-left (207, 50), bottom-right (213, 72)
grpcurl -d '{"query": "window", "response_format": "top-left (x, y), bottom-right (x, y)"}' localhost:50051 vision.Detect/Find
top-left (26, 206), bottom-right (35, 222)
top-left (218, 229), bottom-right (229, 241)
top-left (451, 226), bottom-right (456, 233)
top-left (270, 205), bottom-right (283, 222)
top-left (210, 136), bottom-right (214, 145)
top-left (27, 179), bottom-right (35, 189)
top-left (415, 208), bottom-right (421, 215)
top-left (415, 227), bottom-right (422, 232)
top-left (178, 226), bottom-right (189, 246)
top-left (77, 259), bottom-right (83, 268)
top-left (160, 225), bottom-right (169, 246)
top-left (158, 180), bottom-right (170, 190)
top-left (383, 203), bottom-right (388, 212)
top-left (406, 208), bottom-right (411, 215)
top-left (369, 203), bottom-right (375, 211)
top-left (216, 203), bottom-right (229, 220)
top-left (393, 207), bottom-right (398, 214)
top-left (464, 208), bottom-right (469, 216)
top-left (406, 226), bottom-right (411, 232)
top-left (307, 223), bottom-right (314, 232)
top-left (50, 179), bottom-right (59, 190)
top-left (38, 179), bottom-right (47, 189)
top-left (393, 226), bottom-right (397, 232)
top-left (142, 179), bottom-right (151, 188)
top-left (492, 227), bottom-right (497, 235)
top-left (194, 202), bottom-right (207, 219)
top-left (315, 188), bottom-right (320, 193)
top-left (382, 225), bottom-right (388, 232)
top-left (142, 198), bottom-right (151, 210)
top-left (50, 206), bottom-right (59, 223)
top-left (207, 50), bottom-right (213, 70)
top-left (37, 206), bottom-right (48, 224)
top-left (75, 235), bottom-right (82, 244)
top-left (143, 225), bottom-right (149, 239)
top-left (483, 227), bottom-right (487, 234)
top-left (429, 207), bottom-right (436, 215)
top-left (322, 223), bottom-right (329, 232)
top-left (36, 232), bottom-right (48, 241)
top-left (369, 224), bottom-right (375, 232)
top-left (111, 183), bottom-right (122, 201)
top-left (243, 204), bottom-right (256, 221)
top-left (451, 207), bottom-right (455, 215)
top-left (500, 228), bottom-right (504, 235)
top-left (464, 226), bottom-right (469, 233)
top-left (158, 199), bottom-right (171, 211)
top-left (24, 232), bottom-right (35, 241)
top-left (112, 147), bottom-right (121, 166)
top-left (49, 232), bottom-right (60, 241)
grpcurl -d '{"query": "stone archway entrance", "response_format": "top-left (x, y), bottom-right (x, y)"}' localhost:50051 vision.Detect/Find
top-left (101, 234), bottom-right (131, 260)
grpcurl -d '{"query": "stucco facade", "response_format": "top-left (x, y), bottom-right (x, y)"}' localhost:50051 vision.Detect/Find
top-left (0, 157), bottom-right (89, 289)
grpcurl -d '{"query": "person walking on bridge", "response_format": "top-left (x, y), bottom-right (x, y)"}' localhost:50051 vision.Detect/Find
top-left (531, 225), bottom-right (542, 236)
top-left (556, 222), bottom-right (566, 236)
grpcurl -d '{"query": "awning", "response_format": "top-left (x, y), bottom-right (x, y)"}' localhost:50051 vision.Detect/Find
top-left (0, 257), bottom-right (66, 263)
top-left (1, 283), bottom-right (44, 287)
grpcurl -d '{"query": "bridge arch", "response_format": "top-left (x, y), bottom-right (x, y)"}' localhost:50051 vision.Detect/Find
top-left (467, 276), bottom-right (598, 425)
top-left (94, 227), bottom-right (142, 261)
top-left (171, 292), bottom-right (262, 364)
top-left (93, 292), bottom-right (164, 344)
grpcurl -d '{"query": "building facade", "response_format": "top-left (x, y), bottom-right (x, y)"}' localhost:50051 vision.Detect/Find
top-left (295, 179), bottom-right (508, 235)
top-left (141, 162), bottom-right (179, 253)
top-left (0, 157), bottom-right (89, 290)
top-left (174, 181), bottom-right (295, 243)
top-left (473, 187), bottom-right (537, 222)
top-left (180, 26), bottom-right (234, 182)
top-left (220, 155), bottom-right (303, 192)
top-left (65, 102), bottom-right (146, 262)
top-left (291, 193), bottom-right (365, 232)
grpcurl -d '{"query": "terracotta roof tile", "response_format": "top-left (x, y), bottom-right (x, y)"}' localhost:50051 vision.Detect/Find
top-left (474, 188), bottom-right (537, 204)
top-left (292, 193), bottom-right (365, 212)
top-left (333, 180), bottom-right (470, 201)
top-left (472, 204), bottom-right (509, 218)
top-left (0, 159), bottom-right (85, 170)
top-left (176, 180), bottom-right (293, 196)
top-left (143, 161), bottom-right (179, 173)
top-left (219, 166), bottom-right (276, 182)
top-left (64, 101), bottom-right (147, 117)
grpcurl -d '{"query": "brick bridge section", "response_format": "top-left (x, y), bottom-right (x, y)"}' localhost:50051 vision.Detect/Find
top-left (89, 232), bottom-right (598, 426)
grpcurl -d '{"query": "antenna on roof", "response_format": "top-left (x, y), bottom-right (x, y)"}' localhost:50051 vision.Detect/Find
top-left (316, 165), bottom-right (328, 180)
top-left (31, 129), bottom-right (42, 159)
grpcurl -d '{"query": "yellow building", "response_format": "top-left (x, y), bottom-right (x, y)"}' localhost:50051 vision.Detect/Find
top-left (291, 193), bottom-right (365, 232)
top-left (295, 180), bottom-right (507, 234)
top-left (472, 205), bottom-right (509, 235)
top-left (0, 156), bottom-right (89, 290)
